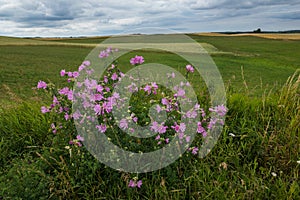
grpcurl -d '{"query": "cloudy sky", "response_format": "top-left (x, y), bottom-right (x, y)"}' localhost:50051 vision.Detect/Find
top-left (0, 0), bottom-right (299, 37)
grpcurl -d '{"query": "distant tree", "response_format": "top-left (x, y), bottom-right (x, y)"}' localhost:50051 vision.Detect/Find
top-left (254, 28), bottom-right (262, 33)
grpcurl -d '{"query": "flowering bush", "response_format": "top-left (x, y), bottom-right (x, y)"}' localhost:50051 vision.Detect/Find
top-left (36, 47), bottom-right (227, 188)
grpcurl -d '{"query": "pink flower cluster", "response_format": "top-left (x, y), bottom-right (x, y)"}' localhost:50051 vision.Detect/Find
top-left (128, 179), bottom-right (142, 188)
top-left (37, 80), bottom-right (47, 89)
top-left (69, 135), bottom-right (84, 147)
top-left (130, 55), bottom-right (145, 65)
top-left (36, 47), bottom-right (228, 190)
top-left (50, 123), bottom-right (62, 134)
top-left (186, 64), bottom-right (194, 73)
top-left (188, 146), bottom-right (199, 155)
top-left (99, 47), bottom-right (118, 58)
top-left (143, 82), bottom-right (158, 95)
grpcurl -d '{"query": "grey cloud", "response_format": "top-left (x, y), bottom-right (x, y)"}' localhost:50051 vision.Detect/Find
top-left (273, 11), bottom-right (300, 20)
top-left (187, 0), bottom-right (300, 10)
top-left (0, 0), bottom-right (92, 27)
top-left (0, 0), bottom-right (299, 37)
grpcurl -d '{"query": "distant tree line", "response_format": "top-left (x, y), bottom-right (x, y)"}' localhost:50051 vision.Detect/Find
top-left (217, 29), bottom-right (300, 35)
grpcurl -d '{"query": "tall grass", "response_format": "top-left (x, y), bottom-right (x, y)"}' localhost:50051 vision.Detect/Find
top-left (0, 71), bottom-right (299, 199)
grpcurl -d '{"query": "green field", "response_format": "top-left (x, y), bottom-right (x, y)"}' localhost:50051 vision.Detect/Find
top-left (0, 35), bottom-right (299, 199)
top-left (1, 35), bottom-right (299, 103)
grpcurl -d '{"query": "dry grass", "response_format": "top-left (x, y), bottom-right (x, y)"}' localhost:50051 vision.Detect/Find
top-left (195, 32), bottom-right (300, 40)
top-left (233, 33), bottom-right (300, 40)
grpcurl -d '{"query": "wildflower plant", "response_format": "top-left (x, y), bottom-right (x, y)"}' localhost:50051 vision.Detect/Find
top-left (36, 33), bottom-right (227, 188)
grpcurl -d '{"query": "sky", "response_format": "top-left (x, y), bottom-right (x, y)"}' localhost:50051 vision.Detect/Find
top-left (0, 0), bottom-right (299, 37)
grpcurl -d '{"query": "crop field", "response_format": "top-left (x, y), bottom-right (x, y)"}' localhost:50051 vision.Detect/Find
top-left (0, 34), bottom-right (299, 199)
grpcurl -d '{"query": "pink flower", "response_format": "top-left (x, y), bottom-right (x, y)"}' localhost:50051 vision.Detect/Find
top-left (112, 92), bottom-right (120, 99)
top-left (128, 179), bottom-right (142, 188)
top-left (111, 73), bottom-right (118, 81)
top-left (59, 87), bottom-right (70, 95)
top-left (53, 96), bottom-right (59, 105)
top-left (208, 117), bottom-right (218, 129)
top-left (82, 60), bottom-right (91, 67)
top-left (143, 84), bottom-right (152, 95)
top-left (156, 105), bottom-right (162, 113)
top-left (69, 140), bottom-right (82, 147)
top-left (179, 132), bottom-right (184, 140)
top-left (171, 122), bottom-right (186, 133)
top-left (209, 105), bottom-right (227, 117)
top-left (155, 135), bottom-right (160, 140)
top-left (190, 147), bottom-right (199, 155)
top-left (186, 64), bottom-right (194, 73)
top-left (72, 71), bottom-right (80, 78)
top-left (119, 72), bottom-right (125, 78)
top-left (84, 79), bottom-right (97, 89)
top-left (96, 124), bottom-right (107, 133)
top-left (151, 82), bottom-right (158, 89)
top-left (73, 110), bottom-right (82, 120)
top-left (67, 90), bottom-right (73, 101)
top-left (102, 101), bottom-right (113, 114)
top-left (131, 114), bottom-right (138, 123)
top-left (76, 142), bottom-right (81, 146)
top-left (161, 98), bottom-right (169, 106)
top-left (105, 86), bottom-right (110, 92)
top-left (167, 72), bottom-right (176, 78)
top-left (128, 180), bottom-right (136, 188)
top-left (106, 47), bottom-right (112, 53)
top-left (41, 106), bottom-right (50, 113)
top-left (96, 85), bottom-right (104, 92)
top-left (197, 122), bottom-right (207, 137)
top-left (86, 69), bottom-right (94, 75)
top-left (76, 135), bottom-right (84, 141)
top-left (99, 50), bottom-right (109, 58)
top-left (37, 80), bottom-right (47, 89)
top-left (94, 104), bottom-right (102, 115)
top-left (130, 55), bottom-right (144, 65)
top-left (64, 113), bottom-right (71, 121)
top-left (119, 119), bottom-right (128, 130)
top-left (104, 76), bottom-right (108, 83)
top-left (127, 83), bottom-right (138, 93)
top-left (186, 136), bottom-right (191, 143)
top-left (161, 98), bottom-right (172, 112)
top-left (151, 82), bottom-right (158, 94)
top-left (51, 123), bottom-right (55, 130)
top-left (92, 94), bottom-right (104, 101)
top-left (60, 69), bottom-right (66, 76)
top-left (137, 180), bottom-right (142, 188)
top-left (175, 88), bottom-right (185, 98)
top-left (150, 121), bottom-right (168, 134)
top-left (78, 65), bottom-right (85, 72)
top-left (185, 110), bottom-right (197, 119)
top-left (77, 82), bottom-right (83, 88)
top-left (194, 104), bottom-right (200, 110)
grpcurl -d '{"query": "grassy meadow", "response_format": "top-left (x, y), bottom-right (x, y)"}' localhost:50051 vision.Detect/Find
top-left (0, 34), bottom-right (299, 199)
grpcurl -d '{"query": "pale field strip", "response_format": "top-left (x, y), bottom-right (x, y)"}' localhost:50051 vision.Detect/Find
top-left (196, 32), bottom-right (300, 40)
top-left (5, 33), bottom-right (295, 55)
top-left (95, 42), bottom-right (221, 54)
top-left (0, 36), bottom-right (226, 54)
